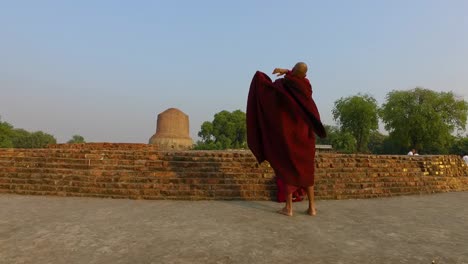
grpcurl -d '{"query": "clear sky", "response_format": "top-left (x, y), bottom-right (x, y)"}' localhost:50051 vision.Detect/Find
top-left (1, 0), bottom-right (467, 143)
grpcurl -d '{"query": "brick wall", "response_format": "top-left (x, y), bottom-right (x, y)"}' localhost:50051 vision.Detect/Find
top-left (1, 145), bottom-right (467, 200)
top-left (47, 143), bottom-right (158, 151)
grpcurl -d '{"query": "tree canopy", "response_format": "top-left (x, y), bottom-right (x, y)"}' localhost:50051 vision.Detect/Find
top-left (332, 94), bottom-right (379, 152)
top-left (195, 110), bottom-right (247, 150)
top-left (67, 135), bottom-right (86, 144)
top-left (0, 120), bottom-right (14, 148)
top-left (0, 117), bottom-right (57, 148)
top-left (316, 125), bottom-right (357, 153)
top-left (450, 136), bottom-right (468, 156)
top-left (380, 88), bottom-right (468, 154)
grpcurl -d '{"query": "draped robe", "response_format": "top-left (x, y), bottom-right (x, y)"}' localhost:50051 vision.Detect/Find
top-left (246, 71), bottom-right (326, 199)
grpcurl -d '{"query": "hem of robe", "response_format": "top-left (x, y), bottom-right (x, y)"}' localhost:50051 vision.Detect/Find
top-left (276, 175), bottom-right (308, 203)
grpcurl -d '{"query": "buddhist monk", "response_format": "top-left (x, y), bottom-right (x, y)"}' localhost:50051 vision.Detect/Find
top-left (247, 62), bottom-right (326, 216)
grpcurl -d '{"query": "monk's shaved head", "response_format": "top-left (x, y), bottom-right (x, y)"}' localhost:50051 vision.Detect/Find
top-left (292, 62), bottom-right (308, 78)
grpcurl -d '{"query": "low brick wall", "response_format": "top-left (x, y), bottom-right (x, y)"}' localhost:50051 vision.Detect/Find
top-left (47, 143), bottom-right (158, 151)
top-left (0, 145), bottom-right (467, 200)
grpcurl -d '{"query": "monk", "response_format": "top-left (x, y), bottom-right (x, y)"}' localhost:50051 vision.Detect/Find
top-left (246, 62), bottom-right (326, 216)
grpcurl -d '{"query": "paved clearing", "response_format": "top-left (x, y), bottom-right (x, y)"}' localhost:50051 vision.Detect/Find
top-left (1, 192), bottom-right (468, 264)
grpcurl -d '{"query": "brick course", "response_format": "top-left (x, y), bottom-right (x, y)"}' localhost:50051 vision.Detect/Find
top-left (1, 145), bottom-right (467, 200)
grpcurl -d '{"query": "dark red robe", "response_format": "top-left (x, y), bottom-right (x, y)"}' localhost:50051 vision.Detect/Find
top-left (247, 71), bottom-right (326, 195)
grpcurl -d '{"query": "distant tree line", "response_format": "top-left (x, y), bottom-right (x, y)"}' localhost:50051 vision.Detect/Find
top-left (195, 87), bottom-right (468, 155)
top-left (0, 117), bottom-right (85, 148)
top-left (67, 135), bottom-right (86, 144)
top-left (324, 88), bottom-right (468, 155)
top-left (2, 86), bottom-right (467, 155)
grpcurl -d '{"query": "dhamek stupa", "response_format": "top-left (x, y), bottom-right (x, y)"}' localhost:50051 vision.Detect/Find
top-left (149, 108), bottom-right (193, 150)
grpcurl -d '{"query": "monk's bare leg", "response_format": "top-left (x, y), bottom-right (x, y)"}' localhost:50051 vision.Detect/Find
top-left (278, 192), bottom-right (293, 216)
top-left (306, 185), bottom-right (316, 216)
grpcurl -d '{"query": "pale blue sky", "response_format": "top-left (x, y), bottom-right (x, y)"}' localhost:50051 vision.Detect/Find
top-left (1, 0), bottom-right (467, 143)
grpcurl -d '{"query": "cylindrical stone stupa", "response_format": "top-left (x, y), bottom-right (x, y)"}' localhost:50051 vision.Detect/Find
top-left (149, 108), bottom-right (193, 150)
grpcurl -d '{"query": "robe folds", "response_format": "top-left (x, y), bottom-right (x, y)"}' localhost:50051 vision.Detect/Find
top-left (246, 71), bottom-right (326, 190)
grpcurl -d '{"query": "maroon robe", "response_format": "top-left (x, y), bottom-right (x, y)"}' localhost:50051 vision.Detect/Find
top-left (247, 71), bottom-right (326, 191)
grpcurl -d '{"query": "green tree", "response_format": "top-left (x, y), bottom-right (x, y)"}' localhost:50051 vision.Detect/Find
top-left (195, 110), bottom-right (247, 150)
top-left (380, 88), bottom-right (468, 154)
top-left (316, 125), bottom-right (334, 145)
top-left (450, 136), bottom-right (468, 156)
top-left (316, 125), bottom-right (357, 153)
top-left (0, 116), bottom-right (57, 148)
top-left (10, 128), bottom-right (30, 148)
top-left (12, 130), bottom-right (56, 148)
top-left (332, 94), bottom-right (379, 152)
top-left (29, 131), bottom-right (56, 148)
top-left (0, 120), bottom-right (14, 148)
top-left (367, 131), bottom-right (388, 154)
top-left (67, 135), bottom-right (86, 143)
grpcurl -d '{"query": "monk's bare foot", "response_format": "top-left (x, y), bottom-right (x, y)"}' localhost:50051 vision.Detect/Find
top-left (306, 207), bottom-right (317, 216)
top-left (277, 207), bottom-right (293, 216)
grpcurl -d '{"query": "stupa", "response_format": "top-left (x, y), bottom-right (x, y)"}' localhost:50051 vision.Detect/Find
top-left (148, 108), bottom-right (193, 150)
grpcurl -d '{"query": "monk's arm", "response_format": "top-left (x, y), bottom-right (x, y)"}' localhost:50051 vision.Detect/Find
top-left (272, 68), bottom-right (290, 76)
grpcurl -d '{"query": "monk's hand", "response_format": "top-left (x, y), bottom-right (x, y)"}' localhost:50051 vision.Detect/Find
top-left (272, 68), bottom-right (288, 76)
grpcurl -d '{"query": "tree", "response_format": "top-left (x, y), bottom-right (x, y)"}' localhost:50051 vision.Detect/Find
top-left (315, 125), bottom-right (334, 145)
top-left (0, 116), bottom-right (57, 148)
top-left (450, 136), bottom-right (468, 156)
top-left (332, 94), bottom-right (379, 152)
top-left (195, 110), bottom-right (247, 150)
top-left (380, 88), bottom-right (468, 154)
top-left (316, 125), bottom-right (357, 153)
top-left (28, 131), bottom-right (56, 148)
top-left (10, 128), bottom-right (30, 148)
top-left (367, 131), bottom-right (388, 154)
top-left (12, 129), bottom-right (56, 148)
top-left (67, 135), bottom-right (85, 144)
top-left (0, 120), bottom-right (14, 148)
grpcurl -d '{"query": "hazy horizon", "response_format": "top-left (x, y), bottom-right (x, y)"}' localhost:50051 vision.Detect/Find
top-left (1, 1), bottom-right (467, 143)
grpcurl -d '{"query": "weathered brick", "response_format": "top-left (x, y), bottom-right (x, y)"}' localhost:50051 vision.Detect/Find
top-left (1, 147), bottom-right (468, 201)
